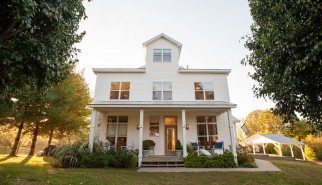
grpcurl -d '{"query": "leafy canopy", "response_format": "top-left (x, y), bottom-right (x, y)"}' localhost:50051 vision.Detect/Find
top-left (244, 0), bottom-right (322, 128)
top-left (0, 0), bottom-right (87, 97)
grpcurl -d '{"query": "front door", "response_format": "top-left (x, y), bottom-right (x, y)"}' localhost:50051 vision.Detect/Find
top-left (164, 116), bottom-right (177, 155)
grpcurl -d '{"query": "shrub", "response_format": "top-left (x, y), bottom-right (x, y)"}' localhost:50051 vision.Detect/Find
top-left (176, 140), bottom-right (183, 150)
top-left (184, 151), bottom-right (236, 168)
top-left (187, 144), bottom-right (194, 154)
top-left (237, 152), bottom-right (257, 168)
top-left (305, 146), bottom-right (317, 161)
top-left (304, 134), bottom-right (322, 161)
top-left (50, 140), bottom-right (137, 168)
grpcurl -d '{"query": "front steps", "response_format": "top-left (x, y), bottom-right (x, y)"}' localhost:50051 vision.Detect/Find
top-left (142, 156), bottom-right (184, 167)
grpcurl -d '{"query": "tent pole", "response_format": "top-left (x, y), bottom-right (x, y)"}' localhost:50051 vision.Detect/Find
top-left (300, 145), bottom-right (305, 160)
top-left (278, 143), bottom-right (283, 156)
top-left (252, 144), bottom-right (256, 154)
top-left (289, 145), bottom-right (294, 158)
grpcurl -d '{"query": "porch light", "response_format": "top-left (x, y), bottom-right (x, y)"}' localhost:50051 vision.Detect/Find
top-left (185, 124), bottom-right (189, 130)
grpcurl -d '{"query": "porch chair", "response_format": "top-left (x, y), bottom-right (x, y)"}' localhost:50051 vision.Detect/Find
top-left (213, 141), bottom-right (224, 155)
top-left (191, 142), bottom-right (212, 156)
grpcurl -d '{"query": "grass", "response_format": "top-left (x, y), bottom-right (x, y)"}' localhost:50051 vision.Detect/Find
top-left (0, 155), bottom-right (321, 185)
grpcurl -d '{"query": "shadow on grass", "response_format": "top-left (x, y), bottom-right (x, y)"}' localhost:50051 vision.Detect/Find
top-left (0, 156), bottom-right (12, 163)
top-left (20, 156), bottom-right (33, 164)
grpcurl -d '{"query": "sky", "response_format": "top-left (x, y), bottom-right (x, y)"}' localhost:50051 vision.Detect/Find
top-left (76, 0), bottom-right (275, 120)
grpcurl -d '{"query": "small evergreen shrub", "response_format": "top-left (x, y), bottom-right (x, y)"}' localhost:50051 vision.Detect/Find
top-left (237, 152), bottom-right (257, 168)
top-left (176, 140), bottom-right (183, 150)
top-left (187, 144), bottom-right (194, 154)
top-left (184, 151), bottom-right (236, 168)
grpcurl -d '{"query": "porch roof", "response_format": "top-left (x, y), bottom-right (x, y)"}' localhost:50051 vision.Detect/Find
top-left (88, 100), bottom-right (237, 109)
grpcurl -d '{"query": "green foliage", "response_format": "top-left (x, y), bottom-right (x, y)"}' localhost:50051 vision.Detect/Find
top-left (244, 0), bottom-right (322, 128)
top-left (143, 140), bottom-right (155, 150)
top-left (0, 0), bottom-right (88, 97)
top-left (51, 140), bottom-right (137, 168)
top-left (187, 144), bottom-right (194, 154)
top-left (305, 146), bottom-right (317, 161)
top-left (175, 140), bottom-right (183, 150)
top-left (304, 134), bottom-right (322, 161)
top-left (184, 151), bottom-right (236, 168)
top-left (237, 152), bottom-right (256, 168)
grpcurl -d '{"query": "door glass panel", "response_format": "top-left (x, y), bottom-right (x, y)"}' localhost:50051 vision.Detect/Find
top-left (167, 128), bottom-right (175, 151)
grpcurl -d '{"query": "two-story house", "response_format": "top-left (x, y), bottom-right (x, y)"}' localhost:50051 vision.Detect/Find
top-left (88, 33), bottom-right (238, 167)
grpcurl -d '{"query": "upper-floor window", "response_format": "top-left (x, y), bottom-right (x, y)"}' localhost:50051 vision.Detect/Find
top-left (110, 82), bottom-right (130, 100)
top-left (194, 82), bottom-right (214, 100)
top-left (153, 82), bottom-right (172, 100)
top-left (153, 49), bottom-right (171, 62)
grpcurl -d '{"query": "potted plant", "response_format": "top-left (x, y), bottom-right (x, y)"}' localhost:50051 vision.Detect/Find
top-left (142, 139), bottom-right (155, 157)
top-left (175, 140), bottom-right (183, 157)
top-left (142, 140), bottom-right (150, 157)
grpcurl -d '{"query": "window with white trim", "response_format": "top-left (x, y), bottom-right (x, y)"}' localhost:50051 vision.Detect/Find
top-left (110, 82), bottom-right (130, 100)
top-left (197, 116), bottom-right (218, 146)
top-left (149, 116), bottom-right (160, 136)
top-left (194, 82), bottom-right (214, 100)
top-left (153, 82), bottom-right (172, 100)
top-left (106, 116), bottom-right (128, 148)
top-left (153, 49), bottom-right (171, 62)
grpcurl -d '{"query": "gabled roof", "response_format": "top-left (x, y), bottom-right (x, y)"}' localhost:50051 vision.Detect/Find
top-left (142, 33), bottom-right (182, 48)
top-left (246, 134), bottom-right (304, 145)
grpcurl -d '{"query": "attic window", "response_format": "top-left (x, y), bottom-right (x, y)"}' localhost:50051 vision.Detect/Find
top-left (153, 49), bottom-right (171, 62)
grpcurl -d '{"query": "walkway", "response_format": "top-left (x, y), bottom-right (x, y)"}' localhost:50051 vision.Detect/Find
top-left (137, 159), bottom-right (281, 172)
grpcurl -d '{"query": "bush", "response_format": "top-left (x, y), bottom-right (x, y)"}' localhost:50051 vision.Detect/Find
top-left (184, 151), bottom-right (236, 168)
top-left (187, 144), bottom-right (194, 154)
top-left (304, 134), bottom-right (322, 161)
top-left (305, 146), bottom-right (317, 161)
top-left (50, 140), bottom-right (137, 168)
top-left (237, 152), bottom-right (257, 168)
top-left (176, 140), bottom-right (183, 150)
top-left (143, 139), bottom-right (155, 150)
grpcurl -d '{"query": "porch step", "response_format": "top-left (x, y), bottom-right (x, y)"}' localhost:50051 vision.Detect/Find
top-left (141, 161), bottom-right (185, 167)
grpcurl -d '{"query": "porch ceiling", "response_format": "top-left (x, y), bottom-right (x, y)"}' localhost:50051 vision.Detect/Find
top-left (88, 100), bottom-right (236, 109)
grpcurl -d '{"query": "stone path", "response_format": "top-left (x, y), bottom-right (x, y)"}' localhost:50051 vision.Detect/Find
top-left (137, 159), bottom-right (281, 172)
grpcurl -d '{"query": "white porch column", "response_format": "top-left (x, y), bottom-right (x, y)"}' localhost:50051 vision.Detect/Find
top-left (89, 109), bottom-right (98, 153)
top-left (278, 143), bottom-right (283, 156)
top-left (300, 145), bottom-right (305, 160)
top-left (181, 109), bottom-right (187, 157)
top-left (138, 109), bottom-right (144, 167)
top-left (252, 144), bottom-right (256, 154)
top-left (262, 144), bottom-right (266, 154)
top-left (289, 145), bottom-right (294, 157)
top-left (227, 109), bottom-right (237, 164)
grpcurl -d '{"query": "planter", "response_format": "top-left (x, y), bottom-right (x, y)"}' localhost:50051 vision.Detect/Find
top-left (176, 150), bottom-right (183, 157)
top-left (143, 150), bottom-right (150, 157)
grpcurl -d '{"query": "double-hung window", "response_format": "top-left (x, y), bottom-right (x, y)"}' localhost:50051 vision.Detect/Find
top-left (153, 49), bottom-right (171, 62)
top-left (110, 82), bottom-right (130, 100)
top-left (197, 116), bottom-right (218, 146)
top-left (153, 82), bottom-right (172, 100)
top-left (194, 82), bottom-right (214, 100)
top-left (106, 116), bottom-right (128, 148)
top-left (149, 116), bottom-right (160, 136)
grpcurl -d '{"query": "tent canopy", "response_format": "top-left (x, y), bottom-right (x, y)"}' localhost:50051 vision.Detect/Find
top-left (246, 134), bottom-right (304, 145)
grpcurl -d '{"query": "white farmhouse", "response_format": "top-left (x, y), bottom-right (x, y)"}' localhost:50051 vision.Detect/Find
top-left (88, 33), bottom-right (238, 167)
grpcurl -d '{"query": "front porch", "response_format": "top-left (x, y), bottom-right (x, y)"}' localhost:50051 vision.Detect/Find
top-left (88, 102), bottom-right (238, 167)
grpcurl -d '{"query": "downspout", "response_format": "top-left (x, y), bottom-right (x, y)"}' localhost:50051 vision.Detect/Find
top-left (227, 110), bottom-right (233, 151)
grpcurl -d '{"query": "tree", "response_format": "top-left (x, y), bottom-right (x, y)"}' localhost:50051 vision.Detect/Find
top-left (243, 0), bottom-right (322, 128)
top-left (0, 0), bottom-right (87, 98)
top-left (40, 72), bottom-right (91, 147)
top-left (244, 109), bottom-right (285, 136)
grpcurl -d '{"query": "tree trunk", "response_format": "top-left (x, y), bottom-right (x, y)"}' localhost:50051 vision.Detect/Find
top-left (8, 122), bottom-right (24, 157)
top-left (47, 129), bottom-right (54, 147)
top-left (28, 122), bottom-right (40, 156)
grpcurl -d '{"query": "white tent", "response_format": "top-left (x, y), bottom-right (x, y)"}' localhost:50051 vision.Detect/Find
top-left (245, 134), bottom-right (305, 160)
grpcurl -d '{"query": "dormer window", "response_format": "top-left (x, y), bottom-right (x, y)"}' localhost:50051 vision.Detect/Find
top-left (153, 49), bottom-right (171, 62)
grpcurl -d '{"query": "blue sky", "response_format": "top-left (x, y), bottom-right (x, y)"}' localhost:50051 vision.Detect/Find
top-left (76, 0), bottom-right (274, 119)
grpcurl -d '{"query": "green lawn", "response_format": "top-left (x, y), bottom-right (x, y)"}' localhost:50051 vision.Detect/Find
top-left (0, 155), bottom-right (321, 185)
